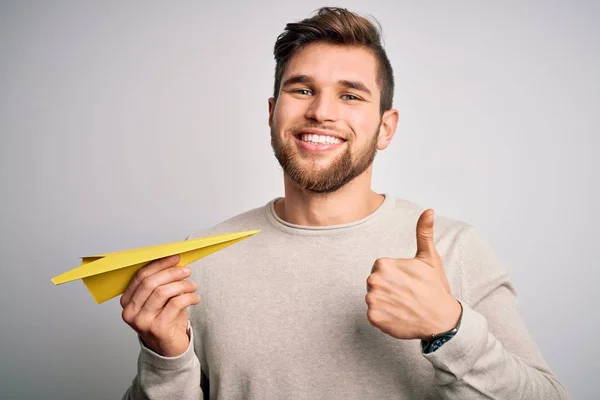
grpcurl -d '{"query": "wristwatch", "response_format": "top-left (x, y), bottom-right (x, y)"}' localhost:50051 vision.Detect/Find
top-left (421, 301), bottom-right (463, 354)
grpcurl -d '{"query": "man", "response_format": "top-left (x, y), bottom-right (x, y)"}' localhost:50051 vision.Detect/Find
top-left (121, 7), bottom-right (568, 400)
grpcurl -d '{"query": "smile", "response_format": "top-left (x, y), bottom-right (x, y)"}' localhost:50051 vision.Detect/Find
top-left (298, 133), bottom-right (345, 145)
top-left (293, 133), bottom-right (346, 153)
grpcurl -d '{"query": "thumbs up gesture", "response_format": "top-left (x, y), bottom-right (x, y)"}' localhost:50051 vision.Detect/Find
top-left (365, 209), bottom-right (462, 340)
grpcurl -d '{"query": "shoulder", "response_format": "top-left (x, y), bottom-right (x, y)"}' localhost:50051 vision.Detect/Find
top-left (385, 195), bottom-right (502, 265)
top-left (389, 195), bottom-right (509, 300)
top-left (186, 200), bottom-right (273, 239)
top-left (387, 195), bottom-right (473, 241)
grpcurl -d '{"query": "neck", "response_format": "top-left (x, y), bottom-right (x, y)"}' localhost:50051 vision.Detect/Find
top-left (274, 168), bottom-right (384, 226)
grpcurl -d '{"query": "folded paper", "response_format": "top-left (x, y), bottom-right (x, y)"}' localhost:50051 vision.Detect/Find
top-left (51, 229), bottom-right (260, 304)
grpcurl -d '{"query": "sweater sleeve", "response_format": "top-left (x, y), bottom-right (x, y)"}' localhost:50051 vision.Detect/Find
top-left (121, 321), bottom-right (202, 400)
top-left (423, 226), bottom-right (570, 399)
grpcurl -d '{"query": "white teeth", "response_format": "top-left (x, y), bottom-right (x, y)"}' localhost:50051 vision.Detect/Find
top-left (300, 134), bottom-right (343, 145)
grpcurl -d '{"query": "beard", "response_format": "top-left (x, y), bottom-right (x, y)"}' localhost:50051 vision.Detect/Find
top-left (270, 124), bottom-right (380, 194)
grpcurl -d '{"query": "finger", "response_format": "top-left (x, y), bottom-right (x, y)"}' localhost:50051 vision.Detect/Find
top-left (141, 280), bottom-right (198, 315)
top-left (123, 263), bottom-right (191, 316)
top-left (366, 307), bottom-right (395, 329)
top-left (121, 255), bottom-right (181, 308)
top-left (415, 209), bottom-right (439, 263)
top-left (370, 257), bottom-right (410, 275)
top-left (370, 257), bottom-right (392, 274)
top-left (366, 271), bottom-right (400, 295)
top-left (156, 293), bottom-right (201, 326)
top-left (365, 290), bottom-right (403, 310)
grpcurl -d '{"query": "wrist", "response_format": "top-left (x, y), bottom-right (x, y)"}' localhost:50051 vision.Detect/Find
top-left (425, 298), bottom-right (462, 339)
top-left (141, 332), bottom-right (191, 358)
top-left (421, 300), bottom-right (463, 354)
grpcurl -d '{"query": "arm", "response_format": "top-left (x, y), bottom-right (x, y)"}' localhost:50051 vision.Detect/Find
top-left (423, 226), bottom-right (569, 399)
top-left (122, 322), bottom-right (203, 400)
top-left (118, 252), bottom-right (205, 400)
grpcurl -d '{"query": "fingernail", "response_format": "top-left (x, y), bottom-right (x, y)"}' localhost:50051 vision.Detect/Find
top-left (182, 266), bottom-right (191, 273)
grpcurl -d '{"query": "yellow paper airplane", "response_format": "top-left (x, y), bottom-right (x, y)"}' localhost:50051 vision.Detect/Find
top-left (52, 229), bottom-right (260, 304)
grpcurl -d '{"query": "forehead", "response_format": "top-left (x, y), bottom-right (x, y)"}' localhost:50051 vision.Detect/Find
top-left (283, 42), bottom-right (379, 91)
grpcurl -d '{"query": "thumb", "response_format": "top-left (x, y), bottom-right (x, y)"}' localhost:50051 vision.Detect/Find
top-left (415, 209), bottom-right (439, 263)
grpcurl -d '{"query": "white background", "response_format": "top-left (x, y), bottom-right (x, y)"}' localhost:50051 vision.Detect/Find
top-left (1, 1), bottom-right (597, 399)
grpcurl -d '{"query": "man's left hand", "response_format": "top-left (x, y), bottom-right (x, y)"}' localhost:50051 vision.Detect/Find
top-left (365, 209), bottom-right (461, 340)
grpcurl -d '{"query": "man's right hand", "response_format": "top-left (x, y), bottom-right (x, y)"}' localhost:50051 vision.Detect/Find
top-left (120, 255), bottom-right (201, 357)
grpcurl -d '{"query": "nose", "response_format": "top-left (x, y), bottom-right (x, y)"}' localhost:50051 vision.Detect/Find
top-left (304, 92), bottom-right (338, 123)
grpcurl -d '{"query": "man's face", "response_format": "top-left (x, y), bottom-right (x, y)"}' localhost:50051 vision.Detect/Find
top-left (269, 42), bottom-right (392, 193)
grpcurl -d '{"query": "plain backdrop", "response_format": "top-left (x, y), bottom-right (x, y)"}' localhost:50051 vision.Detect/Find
top-left (1, 1), bottom-right (598, 399)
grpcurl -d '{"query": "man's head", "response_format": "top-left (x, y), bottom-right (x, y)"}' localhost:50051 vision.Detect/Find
top-left (268, 7), bottom-right (399, 194)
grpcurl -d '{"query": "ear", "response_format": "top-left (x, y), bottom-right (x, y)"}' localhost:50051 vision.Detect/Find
top-left (376, 108), bottom-right (399, 150)
top-left (268, 97), bottom-right (276, 128)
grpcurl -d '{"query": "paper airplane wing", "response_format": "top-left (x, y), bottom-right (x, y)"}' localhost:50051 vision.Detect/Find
top-left (51, 229), bottom-right (260, 304)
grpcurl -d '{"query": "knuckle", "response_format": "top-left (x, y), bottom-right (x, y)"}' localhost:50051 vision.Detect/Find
top-left (134, 267), bottom-right (151, 283)
top-left (366, 274), bottom-right (381, 289)
top-left (176, 281), bottom-right (195, 296)
top-left (170, 293), bottom-right (193, 310)
top-left (418, 229), bottom-right (433, 241)
top-left (170, 294), bottom-right (187, 308)
top-left (119, 295), bottom-right (127, 309)
top-left (121, 306), bottom-right (134, 324)
top-left (366, 309), bottom-right (380, 325)
top-left (140, 277), bottom-right (156, 292)
top-left (366, 274), bottom-right (375, 287)
top-left (187, 280), bottom-right (199, 292)
top-left (169, 266), bottom-right (186, 279)
top-left (374, 258), bottom-right (393, 272)
top-left (153, 285), bottom-right (170, 300)
top-left (133, 315), bottom-right (150, 332)
top-left (365, 293), bottom-right (376, 307)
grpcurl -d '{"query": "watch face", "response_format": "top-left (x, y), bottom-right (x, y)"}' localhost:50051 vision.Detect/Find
top-left (430, 336), bottom-right (451, 353)
top-left (422, 331), bottom-right (457, 354)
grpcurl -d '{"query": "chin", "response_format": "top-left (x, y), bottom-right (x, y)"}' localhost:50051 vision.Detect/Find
top-left (297, 159), bottom-right (338, 173)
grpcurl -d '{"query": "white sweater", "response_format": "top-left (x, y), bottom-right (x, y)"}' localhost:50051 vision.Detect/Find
top-left (122, 195), bottom-right (569, 399)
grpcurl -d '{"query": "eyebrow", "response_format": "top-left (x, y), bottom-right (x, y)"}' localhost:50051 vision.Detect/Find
top-left (338, 80), bottom-right (372, 97)
top-left (281, 74), bottom-right (313, 87)
top-left (282, 75), bottom-right (372, 97)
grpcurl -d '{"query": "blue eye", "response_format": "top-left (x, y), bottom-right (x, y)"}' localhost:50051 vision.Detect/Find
top-left (294, 89), bottom-right (313, 96)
